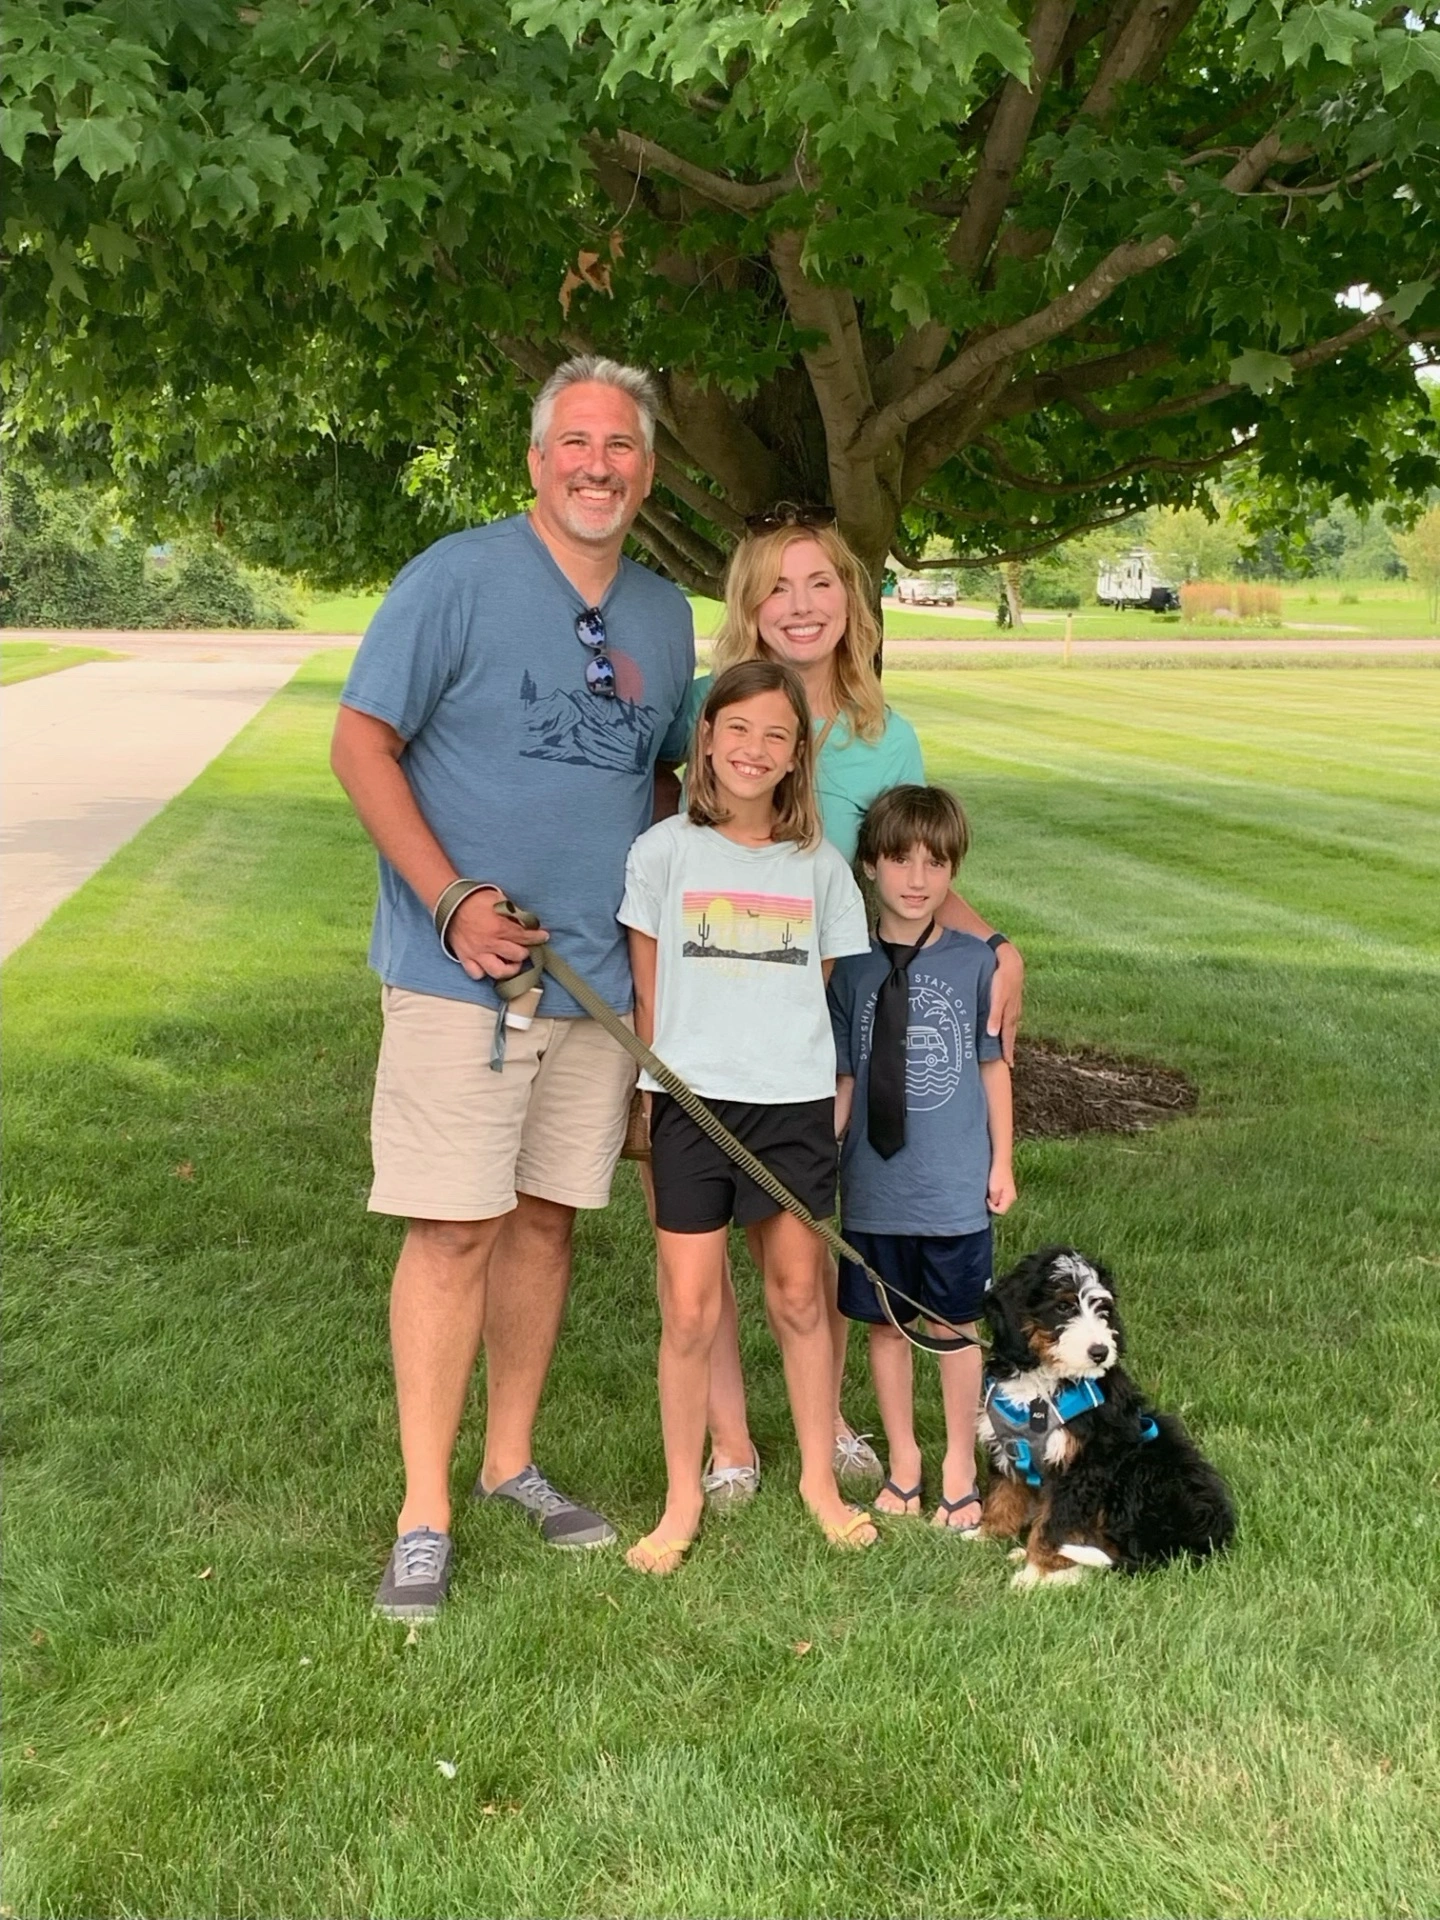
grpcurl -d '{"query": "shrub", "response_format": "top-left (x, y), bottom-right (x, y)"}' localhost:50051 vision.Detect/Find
top-left (1179, 581), bottom-right (1282, 624)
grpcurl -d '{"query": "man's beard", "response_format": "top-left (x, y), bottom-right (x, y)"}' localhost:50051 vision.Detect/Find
top-left (555, 484), bottom-right (631, 541)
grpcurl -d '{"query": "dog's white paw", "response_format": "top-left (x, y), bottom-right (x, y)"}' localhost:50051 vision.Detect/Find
top-left (1057, 1542), bottom-right (1114, 1569)
top-left (1006, 1546), bottom-right (1028, 1563)
top-left (1041, 1565), bottom-right (1092, 1585)
top-left (1010, 1561), bottom-right (1043, 1589)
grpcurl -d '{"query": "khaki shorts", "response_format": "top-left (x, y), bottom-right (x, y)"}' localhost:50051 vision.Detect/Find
top-left (368, 986), bottom-right (637, 1221)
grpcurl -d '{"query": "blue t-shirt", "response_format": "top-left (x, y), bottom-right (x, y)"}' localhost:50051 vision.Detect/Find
top-left (341, 514), bottom-right (695, 1016)
top-left (827, 930), bottom-right (1003, 1235)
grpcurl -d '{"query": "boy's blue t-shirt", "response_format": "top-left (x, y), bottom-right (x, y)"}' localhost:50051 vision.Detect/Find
top-left (341, 514), bottom-right (695, 1017)
top-left (827, 929), bottom-right (1003, 1235)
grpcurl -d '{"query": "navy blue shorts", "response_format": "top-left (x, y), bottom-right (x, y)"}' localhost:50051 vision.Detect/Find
top-left (838, 1224), bottom-right (993, 1328)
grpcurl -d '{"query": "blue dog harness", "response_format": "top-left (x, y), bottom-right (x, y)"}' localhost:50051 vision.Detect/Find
top-left (984, 1377), bottom-right (1158, 1485)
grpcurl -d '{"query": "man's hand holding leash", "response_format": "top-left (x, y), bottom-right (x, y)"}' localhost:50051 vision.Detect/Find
top-left (442, 886), bottom-right (550, 983)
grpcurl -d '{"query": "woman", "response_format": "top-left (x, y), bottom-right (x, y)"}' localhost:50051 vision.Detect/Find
top-left (690, 506), bottom-right (1025, 1514)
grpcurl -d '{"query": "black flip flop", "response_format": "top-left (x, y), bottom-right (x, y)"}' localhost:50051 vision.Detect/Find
top-left (873, 1477), bottom-right (924, 1516)
top-left (933, 1487), bottom-right (983, 1536)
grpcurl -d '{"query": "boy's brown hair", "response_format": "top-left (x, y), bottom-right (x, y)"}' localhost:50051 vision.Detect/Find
top-left (687, 659), bottom-right (822, 849)
top-left (857, 783), bottom-right (969, 874)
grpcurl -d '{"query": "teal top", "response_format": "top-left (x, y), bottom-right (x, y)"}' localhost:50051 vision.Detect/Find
top-left (684, 673), bottom-right (925, 863)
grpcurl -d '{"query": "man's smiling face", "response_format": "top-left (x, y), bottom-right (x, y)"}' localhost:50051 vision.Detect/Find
top-left (527, 381), bottom-right (654, 547)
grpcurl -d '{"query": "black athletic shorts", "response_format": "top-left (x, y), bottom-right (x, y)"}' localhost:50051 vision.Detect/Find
top-left (838, 1224), bottom-right (993, 1327)
top-left (648, 1093), bottom-right (838, 1234)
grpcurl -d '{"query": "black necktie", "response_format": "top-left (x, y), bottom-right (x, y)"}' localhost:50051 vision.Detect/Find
top-left (866, 919), bottom-right (934, 1160)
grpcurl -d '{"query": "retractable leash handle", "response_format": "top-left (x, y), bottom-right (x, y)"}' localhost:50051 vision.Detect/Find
top-left (493, 899), bottom-right (985, 1357)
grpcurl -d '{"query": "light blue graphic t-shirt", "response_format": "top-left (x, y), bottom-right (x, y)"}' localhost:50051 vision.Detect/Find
top-left (827, 929), bottom-right (1003, 1234)
top-left (619, 813), bottom-right (870, 1103)
top-left (342, 514), bottom-right (695, 1016)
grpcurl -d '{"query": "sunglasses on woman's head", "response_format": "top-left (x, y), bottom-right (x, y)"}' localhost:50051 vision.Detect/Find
top-left (743, 500), bottom-right (838, 534)
top-left (575, 606), bottom-right (617, 699)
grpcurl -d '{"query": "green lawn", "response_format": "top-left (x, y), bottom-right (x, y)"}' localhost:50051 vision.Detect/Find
top-left (4, 658), bottom-right (1438, 1919)
top-left (1, 640), bottom-right (125, 683)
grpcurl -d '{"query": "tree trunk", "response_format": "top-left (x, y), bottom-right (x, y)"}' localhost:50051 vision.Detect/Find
top-left (1003, 560), bottom-right (1024, 629)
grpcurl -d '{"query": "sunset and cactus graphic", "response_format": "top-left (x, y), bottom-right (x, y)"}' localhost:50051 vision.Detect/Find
top-left (682, 890), bottom-right (812, 966)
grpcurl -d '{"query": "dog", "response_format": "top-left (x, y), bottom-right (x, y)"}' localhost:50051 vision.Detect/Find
top-left (978, 1246), bottom-right (1235, 1588)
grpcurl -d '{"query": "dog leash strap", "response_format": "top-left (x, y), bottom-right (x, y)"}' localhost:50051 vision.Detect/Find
top-left (493, 900), bottom-right (983, 1356)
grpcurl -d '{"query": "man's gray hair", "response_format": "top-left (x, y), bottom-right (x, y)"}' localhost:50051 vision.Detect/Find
top-left (530, 355), bottom-right (660, 452)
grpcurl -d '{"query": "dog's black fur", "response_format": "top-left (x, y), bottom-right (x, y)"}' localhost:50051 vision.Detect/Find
top-left (981, 1246), bottom-right (1235, 1579)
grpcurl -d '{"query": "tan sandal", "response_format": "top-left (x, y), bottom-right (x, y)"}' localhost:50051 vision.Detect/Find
top-left (625, 1535), bottom-right (695, 1576)
top-left (820, 1506), bottom-right (878, 1550)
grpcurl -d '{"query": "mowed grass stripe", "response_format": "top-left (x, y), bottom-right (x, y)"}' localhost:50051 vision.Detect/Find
top-left (4, 655), bottom-right (1438, 1919)
top-left (896, 669), bottom-right (1440, 794)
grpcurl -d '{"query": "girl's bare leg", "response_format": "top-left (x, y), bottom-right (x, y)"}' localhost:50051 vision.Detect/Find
top-left (867, 1322), bottom-right (923, 1514)
top-left (748, 1213), bottom-right (877, 1545)
top-left (642, 1158), bottom-right (755, 1473)
top-left (627, 1225), bottom-right (726, 1572)
top-left (933, 1330), bottom-right (983, 1528)
top-left (705, 1262), bottom-right (757, 1469)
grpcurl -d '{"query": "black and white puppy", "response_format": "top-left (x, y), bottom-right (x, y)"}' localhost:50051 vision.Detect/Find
top-left (978, 1246), bottom-right (1236, 1587)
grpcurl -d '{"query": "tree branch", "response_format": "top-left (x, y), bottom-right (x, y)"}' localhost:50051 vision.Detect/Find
top-left (589, 131), bottom-right (802, 213)
top-left (966, 431), bottom-right (1256, 495)
top-left (1062, 310), bottom-right (1390, 430)
top-left (631, 500), bottom-right (724, 594)
top-left (855, 232), bottom-right (1179, 458)
top-left (652, 434), bottom-right (748, 536)
top-left (1079, 0), bottom-right (1203, 119)
top-left (891, 505), bottom-right (1139, 569)
top-left (656, 371), bottom-right (792, 515)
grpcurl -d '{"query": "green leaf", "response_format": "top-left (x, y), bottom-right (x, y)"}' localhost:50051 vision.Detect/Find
top-left (1279, 3), bottom-right (1374, 71)
top-left (53, 113), bottom-right (138, 181)
top-left (1229, 347), bottom-right (1296, 394)
top-left (330, 199), bottom-right (389, 252)
top-left (1375, 27), bottom-right (1440, 94)
top-left (1383, 279), bottom-right (1434, 325)
top-left (0, 104), bottom-right (48, 165)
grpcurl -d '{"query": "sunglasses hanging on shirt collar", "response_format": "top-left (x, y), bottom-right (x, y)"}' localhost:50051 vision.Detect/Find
top-left (575, 606), bottom-right (617, 699)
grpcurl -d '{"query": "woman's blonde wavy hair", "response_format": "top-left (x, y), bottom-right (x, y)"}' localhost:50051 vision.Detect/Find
top-left (712, 523), bottom-right (887, 743)
top-left (687, 660), bottom-right (822, 849)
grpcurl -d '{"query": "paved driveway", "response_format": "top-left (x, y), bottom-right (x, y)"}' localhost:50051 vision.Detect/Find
top-left (1, 658), bottom-right (300, 958)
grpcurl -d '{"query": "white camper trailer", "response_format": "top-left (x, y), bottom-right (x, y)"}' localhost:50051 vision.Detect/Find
top-left (1096, 548), bottom-right (1180, 612)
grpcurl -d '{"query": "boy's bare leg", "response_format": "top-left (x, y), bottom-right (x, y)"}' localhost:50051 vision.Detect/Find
top-left (933, 1330), bottom-right (983, 1527)
top-left (867, 1321), bottom-right (923, 1513)
top-left (628, 1225), bottom-right (725, 1570)
top-left (749, 1214), bottom-right (877, 1544)
top-left (392, 1215), bottom-right (507, 1537)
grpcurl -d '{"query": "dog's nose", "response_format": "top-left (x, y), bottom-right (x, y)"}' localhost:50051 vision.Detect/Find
top-left (1088, 1343), bottom-right (1111, 1364)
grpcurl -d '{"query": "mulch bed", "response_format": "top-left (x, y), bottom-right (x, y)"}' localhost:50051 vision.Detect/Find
top-left (1013, 1039), bottom-right (1198, 1139)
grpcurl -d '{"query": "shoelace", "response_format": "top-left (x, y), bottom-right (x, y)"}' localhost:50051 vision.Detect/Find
top-left (511, 1468), bottom-right (572, 1519)
top-left (835, 1432), bottom-right (878, 1465)
top-left (396, 1531), bottom-right (448, 1582)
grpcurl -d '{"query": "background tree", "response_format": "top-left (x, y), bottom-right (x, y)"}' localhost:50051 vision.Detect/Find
top-left (4, 0), bottom-right (1440, 596)
top-left (1393, 505), bottom-right (1440, 623)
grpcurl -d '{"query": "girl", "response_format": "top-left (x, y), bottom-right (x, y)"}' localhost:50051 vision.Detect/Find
top-left (693, 510), bottom-right (1024, 1511)
top-left (618, 660), bottom-right (878, 1571)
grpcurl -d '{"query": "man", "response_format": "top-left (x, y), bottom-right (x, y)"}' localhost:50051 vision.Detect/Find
top-left (332, 357), bottom-right (695, 1618)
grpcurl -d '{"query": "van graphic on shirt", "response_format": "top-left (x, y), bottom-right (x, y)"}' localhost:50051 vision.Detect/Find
top-left (682, 890), bottom-right (812, 966)
top-left (859, 973), bottom-right (970, 1109)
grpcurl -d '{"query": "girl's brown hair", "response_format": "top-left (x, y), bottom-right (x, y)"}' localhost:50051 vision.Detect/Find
top-left (712, 523), bottom-right (886, 742)
top-left (687, 660), bottom-right (822, 849)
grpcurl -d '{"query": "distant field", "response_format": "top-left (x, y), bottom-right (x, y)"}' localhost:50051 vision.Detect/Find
top-left (1, 641), bottom-right (124, 684)
top-left (295, 580), bottom-right (1438, 645)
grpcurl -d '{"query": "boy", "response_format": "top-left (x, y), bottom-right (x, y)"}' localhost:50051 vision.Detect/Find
top-left (827, 785), bottom-right (1016, 1533)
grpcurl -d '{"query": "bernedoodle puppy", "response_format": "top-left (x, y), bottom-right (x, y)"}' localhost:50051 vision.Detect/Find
top-left (978, 1246), bottom-right (1236, 1587)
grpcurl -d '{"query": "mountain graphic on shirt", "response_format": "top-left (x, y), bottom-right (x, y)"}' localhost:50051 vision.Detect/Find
top-left (519, 682), bottom-right (657, 773)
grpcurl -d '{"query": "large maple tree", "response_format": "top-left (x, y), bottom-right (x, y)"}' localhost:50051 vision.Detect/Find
top-left (4, 0), bottom-right (1439, 592)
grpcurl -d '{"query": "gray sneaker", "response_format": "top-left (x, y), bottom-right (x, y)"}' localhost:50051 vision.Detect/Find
top-left (473, 1463), bottom-right (617, 1549)
top-left (375, 1526), bottom-right (453, 1619)
top-left (834, 1430), bottom-right (884, 1484)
